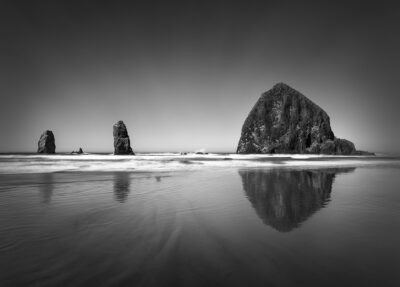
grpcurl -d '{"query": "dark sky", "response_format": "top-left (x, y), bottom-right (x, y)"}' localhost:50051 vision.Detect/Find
top-left (1, 0), bottom-right (399, 153)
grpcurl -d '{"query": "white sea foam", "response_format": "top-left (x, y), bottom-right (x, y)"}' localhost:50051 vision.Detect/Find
top-left (0, 153), bottom-right (398, 174)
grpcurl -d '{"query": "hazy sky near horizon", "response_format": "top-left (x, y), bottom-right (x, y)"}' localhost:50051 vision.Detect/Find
top-left (1, 1), bottom-right (399, 153)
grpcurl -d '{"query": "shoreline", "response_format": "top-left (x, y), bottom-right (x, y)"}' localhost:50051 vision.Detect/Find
top-left (0, 153), bottom-right (399, 175)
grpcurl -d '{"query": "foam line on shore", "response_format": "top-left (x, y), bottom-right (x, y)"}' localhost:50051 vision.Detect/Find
top-left (0, 153), bottom-right (398, 174)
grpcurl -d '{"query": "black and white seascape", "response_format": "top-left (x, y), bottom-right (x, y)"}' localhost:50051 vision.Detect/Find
top-left (1, 1), bottom-right (400, 287)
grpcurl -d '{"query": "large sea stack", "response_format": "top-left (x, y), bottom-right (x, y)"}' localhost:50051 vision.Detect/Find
top-left (37, 130), bottom-right (56, 154)
top-left (237, 83), bottom-right (369, 155)
top-left (113, 120), bottom-right (135, 155)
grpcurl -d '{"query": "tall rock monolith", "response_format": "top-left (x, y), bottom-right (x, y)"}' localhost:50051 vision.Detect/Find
top-left (113, 121), bottom-right (134, 155)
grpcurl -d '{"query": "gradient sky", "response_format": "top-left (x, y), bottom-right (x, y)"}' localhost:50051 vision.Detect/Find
top-left (1, 0), bottom-right (399, 153)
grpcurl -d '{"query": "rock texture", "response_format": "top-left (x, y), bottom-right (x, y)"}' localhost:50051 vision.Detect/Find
top-left (37, 130), bottom-right (56, 154)
top-left (113, 121), bottom-right (134, 155)
top-left (237, 83), bottom-right (369, 155)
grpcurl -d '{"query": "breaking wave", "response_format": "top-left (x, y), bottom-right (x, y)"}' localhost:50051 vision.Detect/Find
top-left (0, 153), bottom-right (398, 174)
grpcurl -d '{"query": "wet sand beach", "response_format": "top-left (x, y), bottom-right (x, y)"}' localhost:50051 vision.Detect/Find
top-left (1, 157), bottom-right (400, 286)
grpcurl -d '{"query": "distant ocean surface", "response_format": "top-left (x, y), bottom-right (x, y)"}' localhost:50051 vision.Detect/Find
top-left (1, 154), bottom-right (400, 286)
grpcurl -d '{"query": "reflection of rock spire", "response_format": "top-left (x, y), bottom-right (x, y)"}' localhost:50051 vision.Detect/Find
top-left (113, 172), bottom-right (131, 203)
top-left (239, 168), bottom-right (355, 232)
top-left (39, 173), bottom-right (54, 204)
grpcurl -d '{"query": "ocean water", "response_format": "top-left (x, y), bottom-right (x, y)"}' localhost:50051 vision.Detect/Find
top-left (1, 154), bottom-right (400, 286)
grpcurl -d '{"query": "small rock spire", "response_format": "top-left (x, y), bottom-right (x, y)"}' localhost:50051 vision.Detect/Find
top-left (113, 121), bottom-right (135, 155)
top-left (37, 130), bottom-right (56, 154)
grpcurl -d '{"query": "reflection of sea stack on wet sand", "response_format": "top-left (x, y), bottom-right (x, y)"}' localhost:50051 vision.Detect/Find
top-left (239, 168), bottom-right (355, 232)
top-left (113, 172), bottom-right (130, 202)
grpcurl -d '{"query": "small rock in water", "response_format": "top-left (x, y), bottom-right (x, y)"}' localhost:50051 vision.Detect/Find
top-left (71, 147), bottom-right (84, 155)
top-left (113, 120), bottom-right (135, 155)
top-left (37, 130), bottom-right (56, 154)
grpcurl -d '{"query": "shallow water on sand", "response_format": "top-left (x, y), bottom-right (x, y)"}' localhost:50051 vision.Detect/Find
top-left (1, 165), bottom-right (400, 286)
